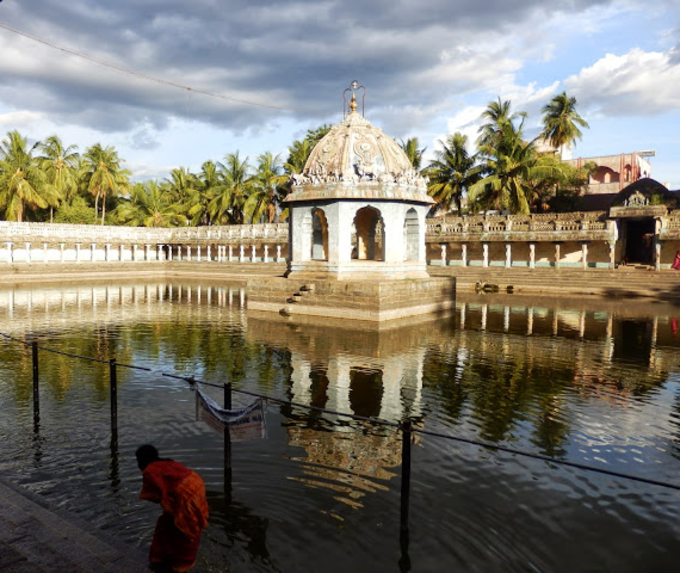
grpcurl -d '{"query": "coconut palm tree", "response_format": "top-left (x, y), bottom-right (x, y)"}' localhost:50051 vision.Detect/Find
top-left (284, 138), bottom-right (313, 175)
top-left (165, 167), bottom-right (201, 225)
top-left (400, 137), bottom-right (427, 171)
top-left (540, 92), bottom-right (589, 158)
top-left (114, 180), bottom-right (186, 227)
top-left (0, 130), bottom-right (49, 222)
top-left (82, 143), bottom-right (131, 224)
top-left (193, 161), bottom-right (226, 226)
top-left (470, 120), bottom-right (566, 215)
top-left (477, 97), bottom-right (526, 150)
top-left (424, 133), bottom-right (481, 215)
top-left (38, 135), bottom-right (80, 222)
top-left (244, 152), bottom-right (288, 223)
top-left (209, 152), bottom-right (252, 224)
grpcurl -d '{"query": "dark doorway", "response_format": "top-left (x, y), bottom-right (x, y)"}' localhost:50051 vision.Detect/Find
top-left (623, 219), bottom-right (655, 264)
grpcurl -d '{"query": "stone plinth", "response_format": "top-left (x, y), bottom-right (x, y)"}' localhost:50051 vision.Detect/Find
top-left (246, 276), bottom-right (455, 323)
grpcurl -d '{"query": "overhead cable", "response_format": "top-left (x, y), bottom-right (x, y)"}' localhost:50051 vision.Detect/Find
top-left (0, 21), bottom-right (327, 116)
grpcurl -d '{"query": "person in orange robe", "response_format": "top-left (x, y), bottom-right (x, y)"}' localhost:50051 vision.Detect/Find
top-left (136, 445), bottom-right (209, 573)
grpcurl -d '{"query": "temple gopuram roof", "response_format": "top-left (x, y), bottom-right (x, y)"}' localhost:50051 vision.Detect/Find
top-left (284, 97), bottom-right (434, 205)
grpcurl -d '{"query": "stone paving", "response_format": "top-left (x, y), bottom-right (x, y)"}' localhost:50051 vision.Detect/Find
top-left (0, 477), bottom-right (147, 573)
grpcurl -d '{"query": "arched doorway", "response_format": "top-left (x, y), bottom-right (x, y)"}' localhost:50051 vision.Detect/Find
top-left (353, 207), bottom-right (384, 261)
top-left (404, 208), bottom-right (419, 261)
top-left (622, 218), bottom-right (655, 264)
top-left (311, 208), bottom-right (329, 260)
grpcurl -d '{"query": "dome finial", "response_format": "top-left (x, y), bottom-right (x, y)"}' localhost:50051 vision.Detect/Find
top-left (343, 80), bottom-right (365, 118)
top-left (349, 93), bottom-right (358, 113)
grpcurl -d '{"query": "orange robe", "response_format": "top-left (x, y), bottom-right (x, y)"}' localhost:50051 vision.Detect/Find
top-left (140, 460), bottom-right (209, 572)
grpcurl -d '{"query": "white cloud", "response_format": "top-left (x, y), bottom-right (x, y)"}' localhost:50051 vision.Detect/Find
top-left (0, 110), bottom-right (43, 128)
top-left (567, 48), bottom-right (680, 115)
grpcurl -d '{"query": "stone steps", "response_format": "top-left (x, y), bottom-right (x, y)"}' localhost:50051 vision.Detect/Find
top-left (429, 266), bottom-right (680, 299)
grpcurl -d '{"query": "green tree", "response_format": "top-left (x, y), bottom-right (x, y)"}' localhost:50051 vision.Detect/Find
top-left (400, 137), bottom-right (427, 171)
top-left (0, 130), bottom-right (49, 222)
top-left (82, 144), bottom-right (131, 224)
top-left (470, 119), bottom-right (565, 215)
top-left (114, 180), bottom-right (186, 227)
top-left (244, 152), bottom-right (288, 223)
top-left (424, 133), bottom-right (481, 215)
top-left (38, 135), bottom-right (80, 222)
top-left (477, 97), bottom-right (526, 150)
top-left (165, 167), bottom-right (201, 225)
top-left (540, 92), bottom-right (589, 157)
top-left (209, 152), bottom-right (252, 224)
top-left (54, 195), bottom-right (97, 224)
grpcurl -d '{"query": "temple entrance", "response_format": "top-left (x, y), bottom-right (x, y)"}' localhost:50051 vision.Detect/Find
top-left (353, 207), bottom-right (384, 261)
top-left (311, 208), bottom-right (328, 261)
top-left (622, 218), bottom-right (655, 264)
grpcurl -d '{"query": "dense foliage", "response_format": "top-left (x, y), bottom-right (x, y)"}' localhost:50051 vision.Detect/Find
top-left (0, 95), bottom-right (592, 225)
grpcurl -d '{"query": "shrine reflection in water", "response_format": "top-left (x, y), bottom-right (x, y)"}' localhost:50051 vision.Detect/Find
top-left (0, 282), bottom-right (679, 573)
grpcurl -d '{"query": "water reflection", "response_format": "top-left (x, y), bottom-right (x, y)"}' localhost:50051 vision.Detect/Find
top-left (1, 283), bottom-right (680, 572)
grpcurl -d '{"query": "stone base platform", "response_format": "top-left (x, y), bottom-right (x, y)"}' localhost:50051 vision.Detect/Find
top-left (246, 276), bottom-right (456, 323)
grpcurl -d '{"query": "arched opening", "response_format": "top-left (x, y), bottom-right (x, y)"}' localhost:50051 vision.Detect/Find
top-left (352, 207), bottom-right (384, 261)
top-left (403, 208), bottom-right (419, 261)
top-left (591, 166), bottom-right (619, 185)
top-left (311, 208), bottom-right (328, 261)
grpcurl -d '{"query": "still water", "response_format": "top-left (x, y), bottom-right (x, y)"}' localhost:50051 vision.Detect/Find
top-left (1, 281), bottom-right (679, 572)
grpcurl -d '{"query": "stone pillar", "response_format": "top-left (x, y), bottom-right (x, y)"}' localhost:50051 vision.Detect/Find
top-left (105, 244), bottom-right (111, 262)
top-left (581, 243), bottom-right (588, 270)
top-left (277, 244), bottom-right (282, 261)
top-left (554, 243), bottom-right (561, 269)
top-left (59, 243), bottom-right (65, 262)
top-left (505, 243), bottom-right (512, 268)
top-left (264, 245), bottom-right (269, 262)
top-left (75, 243), bottom-right (82, 263)
top-left (609, 242), bottom-right (616, 269)
top-left (251, 244), bottom-right (257, 262)
top-left (119, 244), bottom-right (125, 261)
top-left (176, 245), bottom-right (182, 260)
top-left (440, 244), bottom-right (447, 266)
top-left (529, 243), bottom-right (536, 269)
top-left (25, 242), bottom-right (31, 263)
top-left (655, 241), bottom-right (661, 271)
top-left (482, 243), bottom-right (489, 268)
top-left (5, 242), bottom-right (13, 263)
top-left (90, 243), bottom-right (96, 262)
top-left (229, 245), bottom-right (234, 262)
top-left (186, 246), bottom-right (191, 261)
top-left (157, 244), bottom-right (163, 261)
top-left (239, 245), bottom-right (245, 262)
top-left (43, 243), bottom-right (49, 263)
top-left (145, 244), bottom-right (151, 261)
top-left (207, 245), bottom-right (212, 261)
top-left (461, 243), bottom-right (467, 267)
top-left (132, 244), bottom-right (138, 262)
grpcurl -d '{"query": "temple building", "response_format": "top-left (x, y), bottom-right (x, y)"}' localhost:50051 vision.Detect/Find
top-left (283, 87), bottom-right (434, 280)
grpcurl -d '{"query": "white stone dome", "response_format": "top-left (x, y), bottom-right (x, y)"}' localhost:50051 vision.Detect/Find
top-left (285, 109), bottom-right (433, 205)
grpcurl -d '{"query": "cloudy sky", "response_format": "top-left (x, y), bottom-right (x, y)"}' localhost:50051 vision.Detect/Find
top-left (0, 0), bottom-right (678, 187)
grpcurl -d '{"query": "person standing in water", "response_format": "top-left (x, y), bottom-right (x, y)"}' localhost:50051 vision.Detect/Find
top-left (136, 445), bottom-right (209, 573)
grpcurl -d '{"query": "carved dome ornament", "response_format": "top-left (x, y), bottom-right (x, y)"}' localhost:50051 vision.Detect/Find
top-left (285, 82), bottom-right (434, 205)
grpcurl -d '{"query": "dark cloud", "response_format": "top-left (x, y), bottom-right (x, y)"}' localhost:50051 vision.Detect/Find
top-left (0, 0), bottom-right (621, 135)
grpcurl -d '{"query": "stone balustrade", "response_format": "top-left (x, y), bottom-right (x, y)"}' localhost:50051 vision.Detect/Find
top-left (3, 211), bottom-right (680, 270)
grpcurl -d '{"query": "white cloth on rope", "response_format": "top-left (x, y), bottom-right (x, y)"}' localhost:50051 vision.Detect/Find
top-left (195, 387), bottom-right (267, 441)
